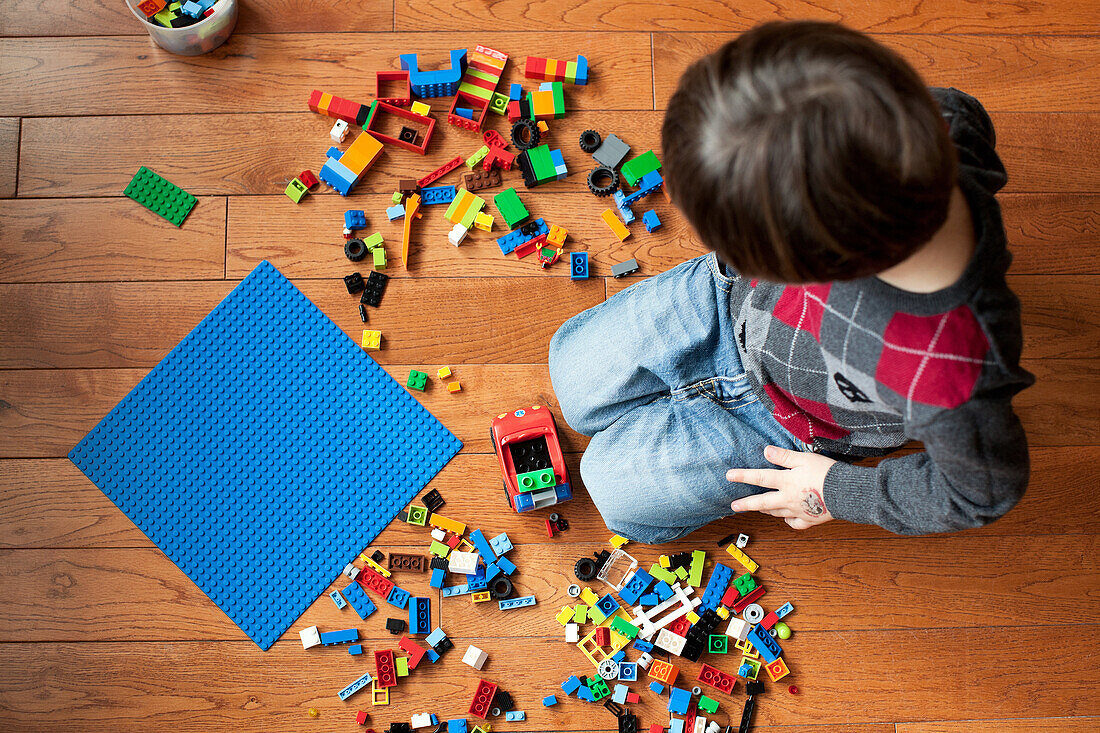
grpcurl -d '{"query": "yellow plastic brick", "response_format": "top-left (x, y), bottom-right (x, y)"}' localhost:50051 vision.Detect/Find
top-left (557, 606), bottom-right (575, 625)
top-left (437, 366), bottom-right (452, 379)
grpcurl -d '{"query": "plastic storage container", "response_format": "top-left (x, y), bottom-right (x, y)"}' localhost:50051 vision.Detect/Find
top-left (125, 0), bottom-right (238, 56)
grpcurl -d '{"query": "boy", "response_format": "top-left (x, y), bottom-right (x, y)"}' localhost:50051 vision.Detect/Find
top-left (548, 21), bottom-right (1033, 543)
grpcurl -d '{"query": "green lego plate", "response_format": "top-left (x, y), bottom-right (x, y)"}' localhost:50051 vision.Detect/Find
top-left (124, 166), bottom-right (197, 227)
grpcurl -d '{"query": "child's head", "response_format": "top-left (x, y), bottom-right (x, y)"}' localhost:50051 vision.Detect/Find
top-left (662, 21), bottom-right (957, 283)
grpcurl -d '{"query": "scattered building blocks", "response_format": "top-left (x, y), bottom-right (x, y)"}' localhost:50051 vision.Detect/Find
top-left (450, 45), bottom-right (508, 132)
top-left (298, 169), bottom-right (319, 189)
top-left (321, 131), bottom-right (384, 196)
top-left (375, 70), bottom-right (412, 106)
top-left (410, 101), bottom-right (431, 116)
top-left (524, 55), bottom-right (589, 85)
top-left (374, 650), bottom-right (397, 688)
top-left (421, 185), bottom-right (457, 205)
top-left (496, 218), bottom-right (548, 255)
top-left (747, 622), bottom-right (782, 663)
top-left (409, 596), bottom-right (431, 634)
top-left (300, 625), bottom-right (322, 649)
top-left (387, 203), bottom-right (405, 221)
top-left (338, 672), bottom-right (374, 701)
top-left (124, 167), bottom-right (197, 227)
top-left (621, 150), bottom-right (662, 187)
top-left (698, 662), bottom-right (736, 693)
top-left (308, 89), bottom-right (371, 126)
top-left (444, 189), bottom-right (486, 229)
top-left (331, 119), bottom-right (349, 143)
top-left (364, 101), bottom-right (435, 155)
top-left (401, 193), bottom-right (422, 265)
top-left (343, 582), bottom-right (378, 620)
top-left (499, 595), bottom-right (537, 610)
top-left (406, 369), bottom-right (429, 391)
top-left (401, 49), bottom-right (468, 98)
top-left (570, 251), bottom-right (590, 280)
top-left (320, 628), bottom-right (359, 646)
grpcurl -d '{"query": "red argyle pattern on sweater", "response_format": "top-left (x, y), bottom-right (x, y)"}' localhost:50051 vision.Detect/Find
top-left (763, 383), bottom-right (849, 443)
top-left (772, 283), bottom-right (832, 341)
top-left (876, 306), bottom-right (989, 410)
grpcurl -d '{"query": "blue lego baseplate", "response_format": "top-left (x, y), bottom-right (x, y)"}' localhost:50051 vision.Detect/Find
top-left (68, 261), bottom-right (462, 650)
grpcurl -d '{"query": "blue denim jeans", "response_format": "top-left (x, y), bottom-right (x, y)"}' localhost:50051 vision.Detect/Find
top-left (548, 253), bottom-right (802, 544)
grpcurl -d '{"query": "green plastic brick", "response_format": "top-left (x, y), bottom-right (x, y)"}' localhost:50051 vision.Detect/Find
top-left (698, 695), bottom-right (719, 714)
top-left (515, 467), bottom-right (555, 492)
top-left (493, 187), bottom-right (529, 229)
top-left (406, 505), bottom-right (428, 525)
top-left (407, 369), bottom-right (428, 392)
top-left (124, 166), bottom-right (197, 226)
top-left (620, 150), bottom-right (662, 187)
top-left (284, 178), bottom-right (308, 204)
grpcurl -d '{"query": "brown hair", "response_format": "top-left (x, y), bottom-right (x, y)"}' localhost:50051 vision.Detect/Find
top-left (661, 21), bottom-right (957, 283)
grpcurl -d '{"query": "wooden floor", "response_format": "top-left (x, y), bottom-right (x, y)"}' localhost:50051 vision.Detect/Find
top-left (1, 1), bottom-right (1098, 731)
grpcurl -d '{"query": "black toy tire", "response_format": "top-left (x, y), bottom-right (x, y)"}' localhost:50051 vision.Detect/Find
top-left (510, 119), bottom-right (540, 150)
top-left (574, 557), bottom-right (598, 581)
top-left (490, 577), bottom-right (513, 599)
top-left (587, 166), bottom-right (619, 197)
top-left (579, 129), bottom-right (602, 153)
top-left (345, 238), bottom-right (368, 261)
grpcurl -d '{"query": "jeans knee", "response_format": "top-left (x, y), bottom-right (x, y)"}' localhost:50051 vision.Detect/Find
top-left (549, 324), bottom-right (598, 436)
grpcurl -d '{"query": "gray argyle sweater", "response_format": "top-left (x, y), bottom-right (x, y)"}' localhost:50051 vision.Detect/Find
top-left (729, 88), bottom-right (1034, 534)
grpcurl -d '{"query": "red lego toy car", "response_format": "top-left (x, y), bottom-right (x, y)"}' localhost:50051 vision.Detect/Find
top-left (490, 405), bottom-right (572, 512)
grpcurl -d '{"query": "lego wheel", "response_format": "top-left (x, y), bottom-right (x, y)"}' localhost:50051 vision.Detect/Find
top-left (490, 576), bottom-right (513, 599)
top-left (345, 238), bottom-right (368, 261)
top-left (579, 129), bottom-right (602, 153)
top-left (574, 557), bottom-right (598, 581)
top-left (510, 119), bottom-right (540, 150)
top-left (587, 167), bottom-right (619, 197)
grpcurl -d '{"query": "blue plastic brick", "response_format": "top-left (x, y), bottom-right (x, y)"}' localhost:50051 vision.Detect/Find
top-left (482, 563), bottom-right (501, 583)
top-left (469, 529), bottom-right (497, 562)
top-left (648, 681), bottom-right (664, 695)
top-left (344, 210), bottom-right (367, 229)
top-left (496, 217), bottom-right (547, 255)
top-left (562, 675), bottom-right (582, 695)
top-left (776, 601), bottom-right (794, 619)
top-left (420, 185), bottom-right (457, 205)
top-left (343, 582), bottom-right (377, 620)
top-left (505, 711), bottom-right (526, 721)
top-left (612, 190), bottom-right (636, 224)
top-left (610, 650), bottom-right (626, 662)
top-left (320, 156), bottom-right (358, 196)
top-left (495, 555), bottom-right (517, 575)
top-left (612, 684), bottom-right (629, 704)
top-left (638, 593), bottom-right (659, 606)
top-left (447, 720), bottom-right (468, 733)
top-left (569, 251), bottom-right (589, 280)
top-left (348, 644), bottom-right (363, 655)
top-left (489, 532), bottom-right (513, 557)
top-left (387, 585), bottom-right (411, 609)
top-left (430, 567), bottom-right (446, 588)
top-left (67, 262), bottom-right (461, 650)
top-left (441, 583), bottom-right (471, 597)
top-left (642, 209), bottom-right (662, 233)
top-left (386, 203), bottom-right (405, 221)
top-left (409, 596), bottom-right (431, 634)
top-left (550, 148), bottom-right (567, 180)
top-left (622, 171), bottom-right (664, 207)
top-left (454, 107), bottom-right (474, 120)
top-left (320, 628), bottom-right (359, 646)
top-left (577, 686), bottom-right (594, 702)
top-left (329, 589), bottom-right (346, 609)
top-left (509, 83), bottom-right (523, 101)
top-left (618, 568), bottom-right (654, 606)
top-left (337, 671), bottom-right (373, 701)
top-left (668, 686), bottom-right (691, 714)
top-left (180, 0), bottom-right (203, 18)
top-left (633, 639), bottom-right (654, 653)
top-left (575, 56), bottom-right (589, 85)
top-left (499, 595), bottom-right (536, 610)
top-left (699, 562), bottom-right (734, 612)
top-left (747, 622), bottom-right (782, 663)
top-left (617, 662), bottom-right (638, 681)
top-left (425, 647), bottom-right (440, 663)
top-left (669, 719), bottom-right (685, 733)
top-left (654, 581), bottom-right (674, 601)
top-left (400, 50), bottom-right (467, 98)
top-left (542, 695), bottom-right (558, 706)
top-left (466, 564), bottom-right (487, 586)
top-left (596, 593), bottom-right (620, 617)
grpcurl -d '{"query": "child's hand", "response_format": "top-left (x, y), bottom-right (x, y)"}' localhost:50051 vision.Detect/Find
top-left (727, 446), bottom-right (836, 529)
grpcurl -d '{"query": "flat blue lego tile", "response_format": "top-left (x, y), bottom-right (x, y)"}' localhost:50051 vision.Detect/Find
top-left (505, 711), bottom-right (526, 721)
top-left (498, 595), bottom-right (536, 610)
top-left (448, 719), bottom-right (468, 733)
top-left (67, 261), bottom-right (462, 650)
top-left (776, 601), bottom-right (794, 619)
top-left (329, 589), bottom-right (346, 609)
top-left (337, 671), bottom-right (374, 701)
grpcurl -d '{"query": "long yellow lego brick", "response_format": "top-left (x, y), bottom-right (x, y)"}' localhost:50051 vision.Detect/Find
top-left (601, 209), bottom-right (630, 241)
top-left (429, 512), bottom-right (465, 535)
top-left (726, 545), bottom-right (759, 573)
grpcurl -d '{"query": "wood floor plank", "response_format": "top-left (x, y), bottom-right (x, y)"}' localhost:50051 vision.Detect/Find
top-left (3, 446), bottom-right (1098, 549)
top-left (0, 627), bottom-right (1095, 730)
top-left (395, 0), bottom-right (1099, 34)
top-left (17, 112), bottom-right (1098, 198)
top-left (0, 33), bottom-right (650, 117)
top-left (0, 0), bottom-right (392, 36)
top-left (0, 198), bottom-right (227, 282)
top-left (0, 118), bottom-right (18, 199)
top-left (897, 719), bottom-right (1100, 732)
top-left (2, 534), bottom-right (1094, 640)
top-left (0, 277), bottom-right (605, 368)
top-left (653, 33), bottom-right (1100, 112)
top-left (0, 365), bottom-right (589, 458)
top-left (1000, 194), bottom-right (1100, 274)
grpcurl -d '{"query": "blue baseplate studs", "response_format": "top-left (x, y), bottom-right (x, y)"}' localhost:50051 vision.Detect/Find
top-left (67, 261), bottom-right (462, 650)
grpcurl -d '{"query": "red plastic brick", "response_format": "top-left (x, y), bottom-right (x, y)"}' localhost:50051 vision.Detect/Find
top-left (399, 635), bottom-right (427, 669)
top-left (298, 170), bottom-right (319, 189)
top-left (730, 585), bottom-right (766, 613)
top-left (358, 567), bottom-right (395, 599)
top-left (468, 678), bottom-right (498, 719)
top-left (374, 649), bottom-right (397, 688)
top-left (417, 156), bottom-right (463, 188)
top-left (720, 585), bottom-right (739, 607)
top-left (594, 627), bottom-right (610, 646)
top-left (668, 615), bottom-right (692, 637)
top-left (760, 611), bottom-right (778, 630)
top-left (626, 692), bottom-right (640, 704)
top-left (697, 662), bottom-right (736, 694)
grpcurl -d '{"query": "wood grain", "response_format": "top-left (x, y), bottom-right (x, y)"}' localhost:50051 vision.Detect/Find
top-left (4, 446), bottom-right (1098, 551)
top-left (0, 365), bottom-right (589, 458)
top-left (653, 33), bottom-right (1100, 112)
top-left (0, 118), bottom-right (18, 198)
top-left (17, 112), bottom-right (1099, 197)
top-left (0, 198), bottom-right (227, 282)
top-left (0, 33), bottom-right (650, 117)
top-left (897, 719), bottom-right (1100, 733)
top-left (2, 534), bottom-right (1095, 641)
top-left (1000, 194), bottom-right (1100, 274)
top-left (0, 0), bottom-right (393, 36)
top-left (0, 627), bottom-right (1095, 731)
top-left (395, 0), bottom-right (1100, 34)
top-left (0, 277), bottom-right (605, 368)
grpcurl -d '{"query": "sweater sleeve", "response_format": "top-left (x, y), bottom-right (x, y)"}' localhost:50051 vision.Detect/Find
top-left (929, 87), bottom-right (1008, 194)
top-left (821, 382), bottom-right (1030, 534)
